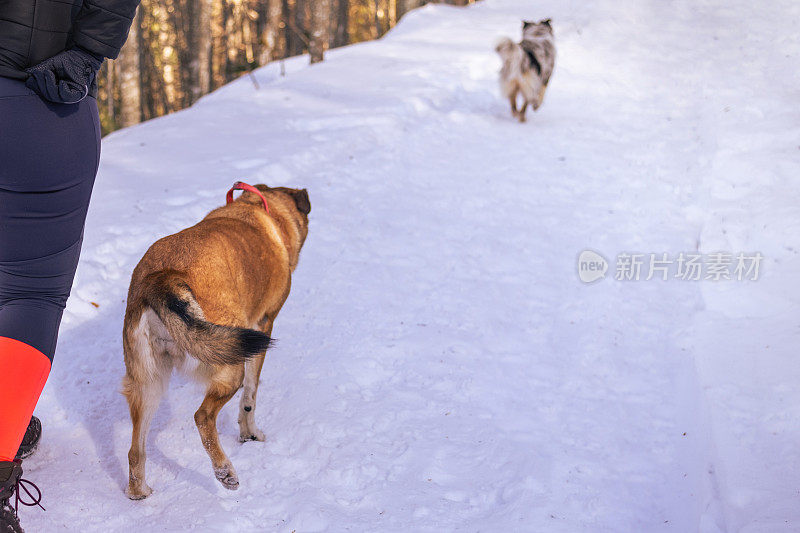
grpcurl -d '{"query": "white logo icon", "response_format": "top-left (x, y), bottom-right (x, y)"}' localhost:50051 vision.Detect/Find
top-left (577, 250), bottom-right (608, 283)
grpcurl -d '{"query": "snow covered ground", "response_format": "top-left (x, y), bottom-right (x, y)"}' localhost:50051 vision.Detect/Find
top-left (21, 0), bottom-right (800, 531)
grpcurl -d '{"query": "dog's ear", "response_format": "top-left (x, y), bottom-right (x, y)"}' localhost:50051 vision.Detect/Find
top-left (290, 188), bottom-right (311, 215)
top-left (542, 18), bottom-right (552, 26)
top-left (522, 20), bottom-right (533, 28)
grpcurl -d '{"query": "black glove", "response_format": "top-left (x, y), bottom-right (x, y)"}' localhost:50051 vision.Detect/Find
top-left (25, 48), bottom-right (104, 104)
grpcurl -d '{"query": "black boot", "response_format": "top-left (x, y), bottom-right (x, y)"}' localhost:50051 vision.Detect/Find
top-left (0, 461), bottom-right (23, 533)
top-left (14, 418), bottom-right (41, 461)
top-left (0, 460), bottom-right (44, 533)
top-left (0, 502), bottom-right (22, 533)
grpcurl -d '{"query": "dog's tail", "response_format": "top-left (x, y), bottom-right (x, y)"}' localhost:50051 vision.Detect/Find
top-left (141, 271), bottom-right (271, 366)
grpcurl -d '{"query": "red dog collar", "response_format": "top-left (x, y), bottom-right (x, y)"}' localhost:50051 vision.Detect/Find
top-left (226, 181), bottom-right (269, 214)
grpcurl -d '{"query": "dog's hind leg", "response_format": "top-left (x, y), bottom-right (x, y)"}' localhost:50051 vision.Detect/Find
top-left (123, 311), bottom-right (170, 500)
top-left (534, 83), bottom-right (548, 110)
top-left (195, 365), bottom-right (244, 490)
top-left (518, 100), bottom-right (529, 122)
top-left (124, 374), bottom-right (167, 499)
top-left (238, 319), bottom-right (272, 443)
top-left (508, 90), bottom-right (519, 120)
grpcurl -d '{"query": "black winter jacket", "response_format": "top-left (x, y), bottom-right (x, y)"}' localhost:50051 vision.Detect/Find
top-left (0, 0), bottom-right (140, 82)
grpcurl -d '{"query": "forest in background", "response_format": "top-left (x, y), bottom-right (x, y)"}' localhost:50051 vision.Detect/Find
top-left (99, 0), bottom-right (477, 133)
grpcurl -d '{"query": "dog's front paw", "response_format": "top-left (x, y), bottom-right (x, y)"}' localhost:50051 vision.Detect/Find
top-left (126, 484), bottom-right (153, 500)
top-left (214, 465), bottom-right (240, 490)
top-left (239, 428), bottom-right (266, 443)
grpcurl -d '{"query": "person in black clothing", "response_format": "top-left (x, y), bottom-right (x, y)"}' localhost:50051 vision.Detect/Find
top-left (0, 0), bottom-right (140, 530)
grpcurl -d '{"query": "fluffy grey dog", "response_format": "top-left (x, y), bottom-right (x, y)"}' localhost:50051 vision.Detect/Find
top-left (495, 19), bottom-right (555, 122)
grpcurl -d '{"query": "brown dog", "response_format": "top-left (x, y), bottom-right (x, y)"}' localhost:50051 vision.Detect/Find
top-left (121, 184), bottom-right (310, 499)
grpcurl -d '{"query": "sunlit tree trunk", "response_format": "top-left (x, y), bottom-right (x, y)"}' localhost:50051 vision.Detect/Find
top-left (116, 9), bottom-right (142, 127)
top-left (309, 0), bottom-right (330, 63)
top-left (259, 0), bottom-right (284, 63)
top-left (186, 0), bottom-right (213, 103)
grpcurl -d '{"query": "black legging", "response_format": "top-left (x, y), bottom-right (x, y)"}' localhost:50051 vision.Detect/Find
top-left (0, 76), bottom-right (99, 461)
top-left (0, 76), bottom-right (100, 361)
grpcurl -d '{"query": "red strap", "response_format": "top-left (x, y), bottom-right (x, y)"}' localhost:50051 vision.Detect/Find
top-left (226, 181), bottom-right (269, 214)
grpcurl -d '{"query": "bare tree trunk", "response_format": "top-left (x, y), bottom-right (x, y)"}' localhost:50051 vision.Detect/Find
top-left (211, 0), bottom-right (225, 89)
top-left (332, 0), bottom-right (348, 48)
top-left (186, 0), bottom-right (212, 103)
top-left (397, 0), bottom-right (423, 20)
top-left (287, 0), bottom-right (308, 56)
top-left (136, 9), bottom-right (149, 117)
top-left (283, 0), bottom-right (294, 55)
top-left (116, 9), bottom-right (142, 127)
top-left (388, 0), bottom-right (396, 28)
top-left (254, 0), bottom-right (268, 63)
top-left (308, 0), bottom-right (330, 63)
top-left (372, 0), bottom-right (380, 39)
top-left (259, 0), bottom-right (283, 63)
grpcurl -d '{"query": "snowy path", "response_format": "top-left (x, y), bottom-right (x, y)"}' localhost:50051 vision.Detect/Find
top-left (23, 0), bottom-right (800, 531)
